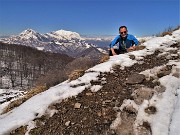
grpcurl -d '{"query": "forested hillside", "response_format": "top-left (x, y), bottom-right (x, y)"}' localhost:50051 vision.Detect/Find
top-left (0, 42), bottom-right (74, 90)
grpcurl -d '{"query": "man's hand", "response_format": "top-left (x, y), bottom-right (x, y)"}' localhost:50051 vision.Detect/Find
top-left (127, 46), bottom-right (136, 52)
top-left (112, 51), bottom-right (117, 56)
top-left (111, 48), bottom-right (117, 56)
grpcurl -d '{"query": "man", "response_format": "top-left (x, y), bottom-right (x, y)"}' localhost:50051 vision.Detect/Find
top-left (109, 26), bottom-right (139, 56)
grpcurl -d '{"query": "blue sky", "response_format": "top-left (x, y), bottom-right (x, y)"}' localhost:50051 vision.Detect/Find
top-left (0, 0), bottom-right (179, 37)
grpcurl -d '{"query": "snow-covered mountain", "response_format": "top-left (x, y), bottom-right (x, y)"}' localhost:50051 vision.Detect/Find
top-left (0, 29), bottom-right (106, 58)
top-left (45, 29), bottom-right (83, 40)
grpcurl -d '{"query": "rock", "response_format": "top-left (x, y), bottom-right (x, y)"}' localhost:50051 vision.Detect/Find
top-left (102, 100), bottom-right (112, 104)
top-left (126, 73), bottom-right (145, 84)
top-left (86, 92), bottom-right (92, 96)
top-left (144, 106), bottom-right (157, 114)
top-left (172, 72), bottom-right (180, 78)
top-left (97, 112), bottom-right (102, 117)
top-left (74, 103), bottom-right (81, 109)
top-left (166, 65), bottom-right (172, 70)
top-left (101, 81), bottom-right (107, 84)
top-left (166, 55), bottom-right (172, 59)
top-left (172, 67), bottom-right (180, 78)
top-left (156, 66), bottom-right (172, 78)
top-left (65, 121), bottom-right (71, 126)
top-left (129, 55), bottom-right (135, 60)
top-left (157, 70), bottom-right (171, 78)
top-left (82, 117), bottom-right (87, 121)
top-left (70, 132), bottom-right (74, 135)
top-left (154, 85), bottom-right (165, 93)
top-left (131, 87), bottom-right (154, 105)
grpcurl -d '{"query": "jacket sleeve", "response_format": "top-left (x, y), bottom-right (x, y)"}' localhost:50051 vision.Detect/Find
top-left (109, 35), bottom-right (120, 48)
top-left (131, 35), bottom-right (139, 46)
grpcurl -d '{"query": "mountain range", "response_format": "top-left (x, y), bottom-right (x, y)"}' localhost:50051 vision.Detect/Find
top-left (0, 29), bottom-right (107, 58)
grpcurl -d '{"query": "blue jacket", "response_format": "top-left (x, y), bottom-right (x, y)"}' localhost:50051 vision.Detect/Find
top-left (110, 34), bottom-right (139, 51)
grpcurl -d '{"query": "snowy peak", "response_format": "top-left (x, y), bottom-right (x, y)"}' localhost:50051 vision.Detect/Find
top-left (19, 29), bottom-right (46, 40)
top-left (20, 29), bottom-right (39, 37)
top-left (20, 29), bottom-right (37, 35)
top-left (47, 29), bottom-right (83, 40)
top-left (53, 29), bottom-right (81, 38)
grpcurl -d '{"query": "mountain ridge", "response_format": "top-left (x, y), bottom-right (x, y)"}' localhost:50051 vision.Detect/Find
top-left (0, 29), bottom-right (106, 58)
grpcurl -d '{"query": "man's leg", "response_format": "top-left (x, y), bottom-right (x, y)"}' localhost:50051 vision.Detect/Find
top-left (109, 49), bottom-right (113, 56)
top-left (119, 49), bottom-right (127, 54)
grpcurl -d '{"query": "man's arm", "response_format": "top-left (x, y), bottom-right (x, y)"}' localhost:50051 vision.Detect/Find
top-left (127, 35), bottom-right (139, 52)
top-left (132, 35), bottom-right (139, 46)
top-left (109, 35), bottom-right (120, 55)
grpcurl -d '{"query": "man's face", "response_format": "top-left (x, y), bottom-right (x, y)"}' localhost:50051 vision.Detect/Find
top-left (119, 27), bottom-right (128, 38)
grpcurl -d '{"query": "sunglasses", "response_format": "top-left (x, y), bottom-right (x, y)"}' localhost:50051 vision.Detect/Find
top-left (120, 31), bottom-right (127, 34)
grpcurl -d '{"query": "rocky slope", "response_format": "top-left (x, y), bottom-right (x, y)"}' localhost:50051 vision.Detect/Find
top-left (10, 41), bottom-right (180, 135)
top-left (0, 28), bottom-right (178, 135)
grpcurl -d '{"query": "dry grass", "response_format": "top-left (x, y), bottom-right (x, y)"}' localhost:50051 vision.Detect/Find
top-left (158, 25), bottom-right (180, 37)
top-left (68, 69), bottom-right (86, 80)
top-left (173, 25), bottom-right (180, 31)
top-left (139, 39), bottom-right (146, 44)
top-left (135, 45), bottom-right (146, 50)
top-left (29, 115), bottom-right (48, 135)
top-left (127, 45), bottom-right (146, 52)
top-left (160, 31), bottom-right (172, 37)
top-left (3, 85), bottom-right (48, 114)
top-left (99, 54), bottom-right (110, 63)
top-left (10, 126), bottom-right (27, 135)
top-left (68, 55), bottom-right (110, 80)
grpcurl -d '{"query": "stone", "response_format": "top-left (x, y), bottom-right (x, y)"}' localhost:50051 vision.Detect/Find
top-left (129, 55), bottom-right (136, 60)
top-left (65, 121), bottom-right (71, 126)
top-left (74, 103), bottom-right (81, 109)
top-left (157, 70), bottom-right (171, 78)
top-left (102, 100), bottom-right (111, 104)
top-left (144, 106), bottom-right (157, 114)
top-left (86, 92), bottom-right (93, 96)
top-left (131, 87), bottom-right (154, 105)
top-left (97, 112), bottom-right (102, 117)
top-left (126, 73), bottom-right (145, 84)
